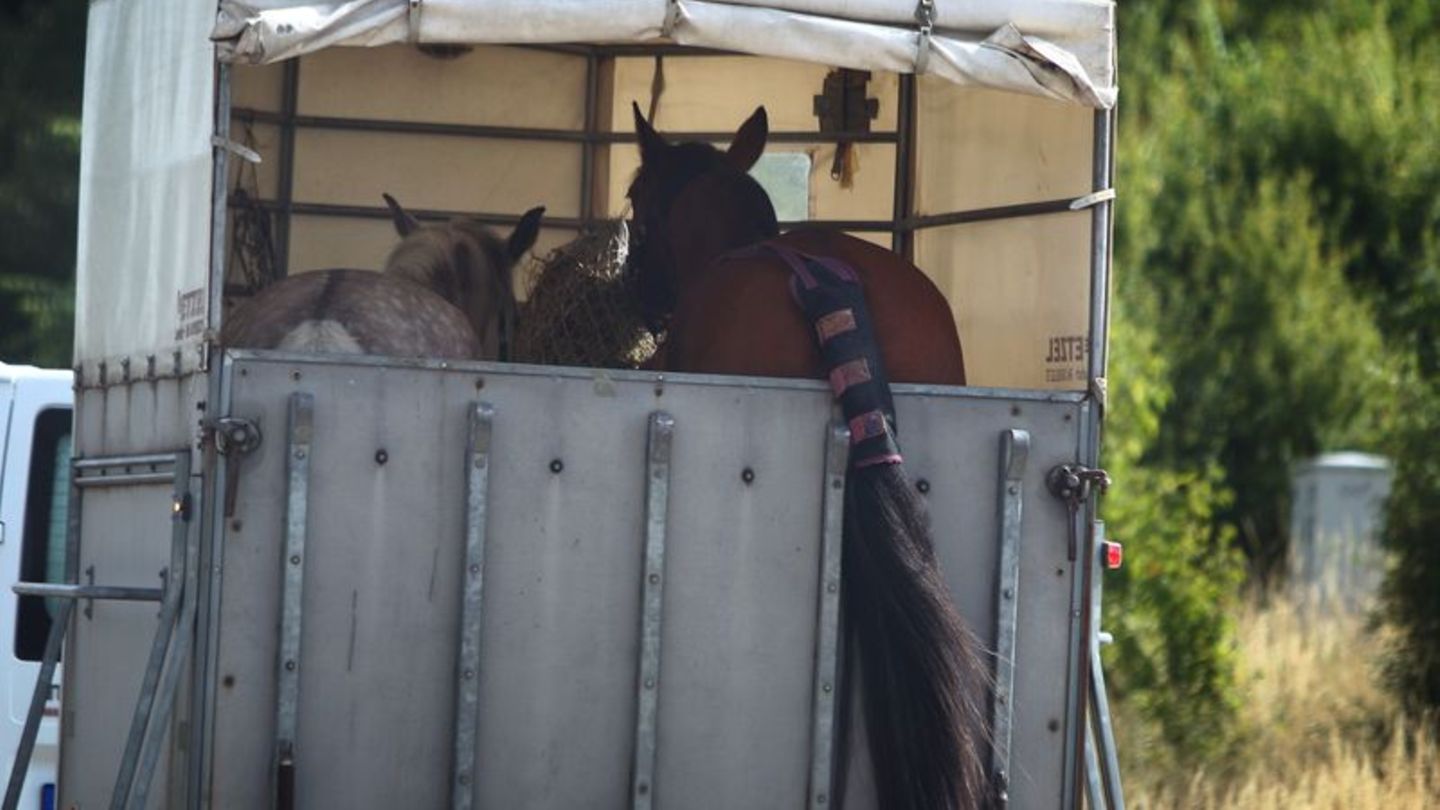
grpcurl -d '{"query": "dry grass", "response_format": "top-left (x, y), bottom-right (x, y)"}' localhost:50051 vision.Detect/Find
top-left (1121, 590), bottom-right (1440, 808)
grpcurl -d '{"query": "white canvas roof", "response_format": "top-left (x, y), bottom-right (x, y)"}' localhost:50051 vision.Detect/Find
top-left (213, 0), bottom-right (1116, 108)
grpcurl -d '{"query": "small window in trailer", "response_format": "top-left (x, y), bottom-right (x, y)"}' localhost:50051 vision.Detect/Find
top-left (225, 46), bottom-right (1099, 391)
top-left (14, 408), bottom-right (71, 662)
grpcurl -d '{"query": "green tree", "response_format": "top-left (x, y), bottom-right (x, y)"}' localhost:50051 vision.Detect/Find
top-left (0, 0), bottom-right (86, 367)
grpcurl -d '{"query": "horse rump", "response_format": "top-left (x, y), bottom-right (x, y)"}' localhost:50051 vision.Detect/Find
top-left (842, 461), bottom-right (993, 810)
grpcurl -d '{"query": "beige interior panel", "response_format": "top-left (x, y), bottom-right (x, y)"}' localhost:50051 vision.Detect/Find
top-left (230, 61), bottom-right (286, 112)
top-left (608, 56), bottom-right (898, 133)
top-left (287, 216), bottom-right (572, 290)
top-left (298, 45), bottom-right (586, 130)
top-left (915, 79), bottom-right (1093, 214)
top-left (287, 215), bottom-right (401, 274)
top-left (226, 120), bottom-right (281, 200)
top-left (917, 212), bottom-right (1092, 390)
top-left (292, 130), bottom-right (578, 217)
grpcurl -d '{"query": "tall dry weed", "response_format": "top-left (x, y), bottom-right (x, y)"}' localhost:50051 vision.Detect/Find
top-left (1119, 588), bottom-right (1439, 808)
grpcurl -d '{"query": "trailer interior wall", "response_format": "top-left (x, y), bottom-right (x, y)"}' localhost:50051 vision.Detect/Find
top-left (226, 45), bottom-right (1098, 389)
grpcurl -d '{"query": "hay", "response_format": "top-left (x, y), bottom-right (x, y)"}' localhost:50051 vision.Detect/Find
top-left (512, 220), bottom-right (659, 369)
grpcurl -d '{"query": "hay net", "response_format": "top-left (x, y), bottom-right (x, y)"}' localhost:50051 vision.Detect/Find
top-left (513, 219), bottom-right (659, 369)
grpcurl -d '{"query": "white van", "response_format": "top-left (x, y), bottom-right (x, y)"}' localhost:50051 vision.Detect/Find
top-left (0, 361), bottom-right (70, 809)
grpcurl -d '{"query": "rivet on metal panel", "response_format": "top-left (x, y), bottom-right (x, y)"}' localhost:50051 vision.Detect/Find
top-left (289, 555), bottom-right (300, 565)
top-left (741, 467), bottom-right (755, 485)
top-left (468, 564), bottom-right (479, 575)
top-left (648, 573), bottom-right (660, 585)
top-left (1011, 405), bottom-right (1021, 416)
top-left (290, 370), bottom-right (301, 381)
top-left (230, 520), bottom-right (242, 532)
top-left (284, 660), bottom-right (296, 671)
top-left (474, 377), bottom-right (485, 390)
top-left (375, 449), bottom-right (388, 465)
top-left (916, 478), bottom-right (931, 494)
top-left (1048, 719), bottom-right (1061, 732)
top-left (549, 458), bottom-right (564, 474)
top-left (294, 449), bottom-right (306, 460)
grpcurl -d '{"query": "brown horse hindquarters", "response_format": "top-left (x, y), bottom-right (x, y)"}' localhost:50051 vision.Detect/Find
top-left (222, 270), bottom-right (483, 359)
top-left (665, 230), bottom-right (966, 386)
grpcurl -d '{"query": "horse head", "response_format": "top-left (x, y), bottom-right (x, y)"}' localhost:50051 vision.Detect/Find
top-left (381, 193), bottom-right (544, 358)
top-left (626, 104), bottom-right (779, 333)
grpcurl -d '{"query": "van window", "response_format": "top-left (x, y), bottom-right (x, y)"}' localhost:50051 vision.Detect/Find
top-left (15, 408), bottom-right (72, 661)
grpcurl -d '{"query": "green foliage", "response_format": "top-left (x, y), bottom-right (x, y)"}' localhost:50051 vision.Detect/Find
top-left (0, 0), bottom-right (86, 367)
top-left (1101, 308), bottom-right (1245, 767)
top-left (1380, 372), bottom-right (1440, 712)
top-left (1104, 0), bottom-right (1440, 768)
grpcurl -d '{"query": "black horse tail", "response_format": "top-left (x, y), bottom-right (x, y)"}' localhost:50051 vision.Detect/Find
top-left (841, 461), bottom-right (992, 810)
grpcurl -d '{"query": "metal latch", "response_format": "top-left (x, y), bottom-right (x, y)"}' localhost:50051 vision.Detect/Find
top-left (1047, 463), bottom-right (1111, 559)
top-left (214, 416), bottom-right (262, 517)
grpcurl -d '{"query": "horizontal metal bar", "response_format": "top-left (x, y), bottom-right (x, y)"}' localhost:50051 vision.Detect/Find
top-left (232, 108), bottom-right (896, 145)
top-left (904, 198), bottom-right (1082, 230)
top-left (242, 195), bottom-right (1080, 238)
top-left (75, 453), bottom-right (178, 470)
top-left (238, 198), bottom-right (585, 231)
top-left (518, 43), bottom-right (745, 58)
top-left (222, 348), bottom-right (1090, 403)
top-left (75, 472), bottom-right (178, 488)
top-left (13, 583), bottom-right (164, 602)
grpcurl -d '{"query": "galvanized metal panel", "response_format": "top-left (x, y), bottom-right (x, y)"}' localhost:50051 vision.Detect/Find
top-left (61, 378), bottom-right (206, 810)
top-left (209, 354), bottom-right (1082, 809)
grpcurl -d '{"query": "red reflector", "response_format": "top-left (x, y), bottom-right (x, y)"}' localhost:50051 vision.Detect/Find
top-left (1103, 541), bottom-right (1123, 570)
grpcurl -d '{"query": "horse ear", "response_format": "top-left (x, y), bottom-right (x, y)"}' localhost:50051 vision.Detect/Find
top-left (507, 206), bottom-right (545, 259)
top-left (632, 101), bottom-right (667, 163)
top-left (726, 106), bottom-right (768, 171)
top-left (383, 193), bottom-right (420, 237)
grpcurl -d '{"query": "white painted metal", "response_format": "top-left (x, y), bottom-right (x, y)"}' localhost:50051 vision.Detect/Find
top-left (0, 363), bottom-right (70, 810)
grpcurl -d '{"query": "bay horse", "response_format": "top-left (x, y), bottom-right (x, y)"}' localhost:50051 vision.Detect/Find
top-left (627, 104), bottom-right (990, 809)
top-left (223, 194), bottom-right (543, 360)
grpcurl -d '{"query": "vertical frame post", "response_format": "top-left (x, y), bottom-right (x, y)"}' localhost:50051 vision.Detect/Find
top-left (806, 422), bottom-right (850, 807)
top-left (891, 73), bottom-right (917, 259)
top-left (274, 393), bottom-right (313, 808)
top-left (451, 403), bottom-right (494, 810)
top-left (274, 60), bottom-right (300, 280)
top-left (631, 411), bottom-right (674, 809)
top-left (991, 429), bottom-right (1030, 805)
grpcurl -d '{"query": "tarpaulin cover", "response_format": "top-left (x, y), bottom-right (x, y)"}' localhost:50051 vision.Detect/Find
top-left (213, 0), bottom-right (1116, 107)
top-left (74, 0), bottom-right (217, 371)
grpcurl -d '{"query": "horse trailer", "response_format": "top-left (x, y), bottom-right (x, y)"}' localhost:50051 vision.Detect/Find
top-left (7, 2), bottom-right (1124, 808)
